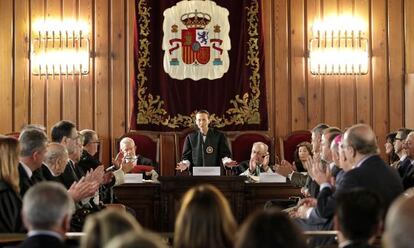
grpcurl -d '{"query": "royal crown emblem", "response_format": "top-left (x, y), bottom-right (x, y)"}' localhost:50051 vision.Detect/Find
top-left (162, 0), bottom-right (231, 80)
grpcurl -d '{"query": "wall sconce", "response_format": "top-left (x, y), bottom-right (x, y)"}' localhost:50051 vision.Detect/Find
top-left (31, 19), bottom-right (90, 78)
top-left (308, 16), bottom-right (369, 75)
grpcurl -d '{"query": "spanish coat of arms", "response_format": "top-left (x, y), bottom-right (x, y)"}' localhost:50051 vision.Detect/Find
top-left (162, 0), bottom-right (231, 80)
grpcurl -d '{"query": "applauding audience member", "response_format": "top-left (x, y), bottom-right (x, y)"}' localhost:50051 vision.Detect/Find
top-left (174, 184), bottom-right (237, 248)
top-left (237, 142), bottom-right (272, 177)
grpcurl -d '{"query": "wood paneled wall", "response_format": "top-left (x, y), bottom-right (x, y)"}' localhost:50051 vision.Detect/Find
top-left (263, 0), bottom-right (412, 155)
top-left (0, 0), bottom-right (134, 164)
top-left (0, 0), bottom-right (413, 168)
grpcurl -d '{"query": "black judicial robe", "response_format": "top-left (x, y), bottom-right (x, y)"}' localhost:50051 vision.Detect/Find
top-left (0, 181), bottom-right (23, 233)
top-left (181, 128), bottom-right (231, 170)
top-left (18, 163), bottom-right (44, 197)
top-left (77, 150), bottom-right (101, 174)
top-left (39, 164), bottom-right (60, 182)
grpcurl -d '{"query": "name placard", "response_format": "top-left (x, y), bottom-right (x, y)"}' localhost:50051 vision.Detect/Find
top-left (193, 166), bottom-right (221, 176)
top-left (259, 172), bottom-right (286, 183)
top-left (124, 173), bottom-right (143, 183)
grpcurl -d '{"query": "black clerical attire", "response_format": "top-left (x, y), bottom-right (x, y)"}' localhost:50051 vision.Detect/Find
top-left (182, 128), bottom-right (231, 171)
top-left (0, 181), bottom-right (24, 233)
top-left (18, 163), bottom-right (44, 197)
top-left (57, 160), bottom-right (82, 189)
top-left (77, 150), bottom-right (101, 174)
top-left (38, 164), bottom-right (60, 182)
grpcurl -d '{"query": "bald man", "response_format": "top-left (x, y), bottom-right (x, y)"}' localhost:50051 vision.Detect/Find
top-left (383, 193), bottom-right (414, 248)
top-left (238, 142), bottom-right (272, 176)
top-left (118, 137), bottom-right (159, 180)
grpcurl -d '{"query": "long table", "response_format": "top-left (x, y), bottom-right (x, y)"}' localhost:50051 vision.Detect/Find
top-left (113, 176), bottom-right (301, 231)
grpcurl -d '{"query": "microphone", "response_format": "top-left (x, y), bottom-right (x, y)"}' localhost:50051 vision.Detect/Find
top-left (201, 142), bottom-right (205, 167)
top-left (105, 165), bottom-right (117, 172)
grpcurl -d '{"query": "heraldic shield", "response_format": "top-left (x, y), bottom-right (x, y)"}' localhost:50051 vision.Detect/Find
top-left (182, 28), bottom-right (210, 65)
top-left (162, 0), bottom-right (231, 80)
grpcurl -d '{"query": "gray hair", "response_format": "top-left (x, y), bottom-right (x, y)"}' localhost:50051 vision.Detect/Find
top-left (22, 182), bottom-right (74, 230)
top-left (120, 137), bottom-right (135, 147)
top-left (19, 128), bottom-right (48, 157)
top-left (252, 142), bottom-right (268, 153)
top-left (44, 143), bottom-right (68, 165)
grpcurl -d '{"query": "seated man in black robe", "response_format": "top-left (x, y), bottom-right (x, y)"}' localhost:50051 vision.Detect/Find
top-left (176, 110), bottom-right (237, 173)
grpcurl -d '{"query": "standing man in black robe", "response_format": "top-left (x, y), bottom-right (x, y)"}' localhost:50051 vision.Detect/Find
top-left (176, 110), bottom-right (237, 173)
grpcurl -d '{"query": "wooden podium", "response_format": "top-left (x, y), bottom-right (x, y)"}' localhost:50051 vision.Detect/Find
top-left (113, 176), bottom-right (301, 231)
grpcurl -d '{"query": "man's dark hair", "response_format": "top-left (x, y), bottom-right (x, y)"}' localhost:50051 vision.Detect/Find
top-left (336, 188), bottom-right (383, 243)
top-left (397, 128), bottom-right (412, 141)
top-left (324, 127), bottom-right (342, 145)
top-left (51, 120), bottom-right (76, 143)
top-left (311, 123), bottom-right (329, 135)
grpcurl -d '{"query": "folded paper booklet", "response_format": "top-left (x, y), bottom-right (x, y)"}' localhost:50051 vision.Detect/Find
top-left (259, 172), bottom-right (286, 183)
top-left (193, 166), bottom-right (221, 176)
top-left (124, 173), bottom-right (143, 183)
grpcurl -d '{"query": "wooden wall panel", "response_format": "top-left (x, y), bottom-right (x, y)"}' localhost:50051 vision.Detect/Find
top-left (388, 0), bottom-right (404, 130)
top-left (338, 0), bottom-right (356, 129)
top-left (274, 0), bottom-right (290, 138)
top-left (94, 0), bottom-right (111, 165)
top-left (289, 0), bottom-right (307, 130)
top-left (354, 0), bottom-right (371, 125)
top-left (371, 0), bottom-right (389, 149)
top-left (110, 0), bottom-right (127, 152)
top-left (30, 0), bottom-right (46, 126)
top-left (306, 0), bottom-right (323, 129)
top-left (405, 0), bottom-right (414, 128)
top-left (322, 0), bottom-right (341, 127)
top-left (45, 0), bottom-right (63, 131)
top-left (0, 0), bottom-right (13, 134)
top-left (78, 0), bottom-right (94, 130)
top-left (62, 0), bottom-right (78, 124)
top-left (0, 0), bottom-right (411, 167)
top-left (14, 0), bottom-right (30, 131)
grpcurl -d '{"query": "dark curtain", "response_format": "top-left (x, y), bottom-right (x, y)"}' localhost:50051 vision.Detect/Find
top-left (131, 0), bottom-right (268, 131)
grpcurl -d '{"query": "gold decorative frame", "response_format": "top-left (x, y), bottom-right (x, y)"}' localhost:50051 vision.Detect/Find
top-left (135, 0), bottom-right (263, 129)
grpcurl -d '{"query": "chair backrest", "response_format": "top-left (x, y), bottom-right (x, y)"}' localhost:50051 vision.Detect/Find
top-left (116, 132), bottom-right (160, 163)
top-left (5, 132), bottom-right (20, 139)
top-left (229, 132), bottom-right (274, 164)
top-left (279, 130), bottom-right (312, 163)
top-left (174, 128), bottom-right (196, 162)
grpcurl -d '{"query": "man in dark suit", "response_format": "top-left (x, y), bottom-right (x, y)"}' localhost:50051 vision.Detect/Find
top-left (18, 128), bottom-right (48, 196)
top-left (16, 182), bottom-right (74, 248)
top-left (335, 188), bottom-right (383, 248)
top-left (235, 142), bottom-right (272, 176)
top-left (400, 131), bottom-right (414, 189)
top-left (176, 110), bottom-right (237, 173)
top-left (312, 124), bottom-right (403, 219)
